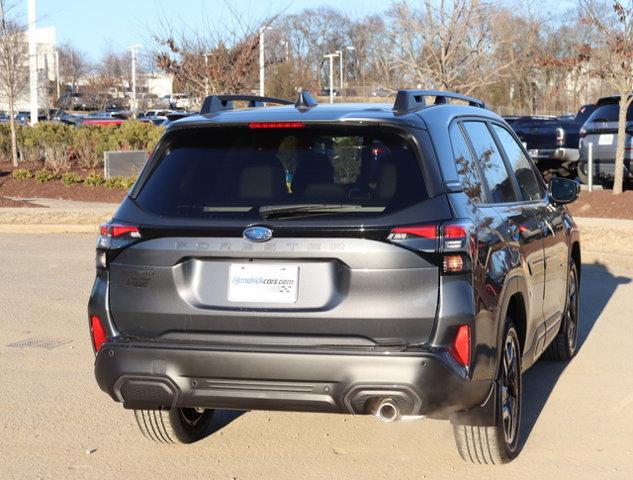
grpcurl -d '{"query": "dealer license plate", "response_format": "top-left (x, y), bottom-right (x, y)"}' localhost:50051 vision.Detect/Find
top-left (228, 264), bottom-right (299, 304)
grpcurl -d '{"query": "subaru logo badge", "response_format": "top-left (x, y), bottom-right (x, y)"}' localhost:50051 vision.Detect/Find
top-left (243, 226), bottom-right (273, 242)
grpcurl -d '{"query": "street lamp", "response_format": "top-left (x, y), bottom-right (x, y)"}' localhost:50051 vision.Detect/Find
top-left (259, 26), bottom-right (272, 96)
top-left (323, 53), bottom-right (339, 104)
top-left (335, 46), bottom-right (354, 96)
top-left (128, 45), bottom-right (142, 116)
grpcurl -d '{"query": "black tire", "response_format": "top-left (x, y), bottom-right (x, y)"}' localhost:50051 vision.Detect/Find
top-left (577, 161), bottom-right (589, 185)
top-left (134, 407), bottom-right (216, 444)
top-left (543, 261), bottom-right (579, 361)
top-left (453, 320), bottom-right (522, 464)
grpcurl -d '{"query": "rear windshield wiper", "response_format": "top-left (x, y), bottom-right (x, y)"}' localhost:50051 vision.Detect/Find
top-left (259, 203), bottom-right (364, 219)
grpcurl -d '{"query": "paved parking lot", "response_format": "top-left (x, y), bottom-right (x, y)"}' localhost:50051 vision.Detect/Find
top-left (1, 234), bottom-right (632, 480)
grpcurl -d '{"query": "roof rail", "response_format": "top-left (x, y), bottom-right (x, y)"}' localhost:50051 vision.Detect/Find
top-left (393, 89), bottom-right (486, 113)
top-left (200, 94), bottom-right (293, 114)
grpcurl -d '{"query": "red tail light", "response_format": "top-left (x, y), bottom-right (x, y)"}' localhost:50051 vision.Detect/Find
top-left (389, 225), bottom-right (438, 240)
top-left (90, 315), bottom-right (107, 352)
top-left (99, 223), bottom-right (140, 238)
top-left (451, 325), bottom-right (471, 367)
top-left (443, 225), bottom-right (468, 239)
top-left (248, 122), bottom-right (305, 129)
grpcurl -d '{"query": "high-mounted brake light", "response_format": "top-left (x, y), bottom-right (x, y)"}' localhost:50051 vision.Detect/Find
top-left (389, 225), bottom-right (438, 240)
top-left (450, 325), bottom-right (471, 367)
top-left (248, 121), bottom-right (305, 129)
top-left (90, 315), bottom-right (107, 353)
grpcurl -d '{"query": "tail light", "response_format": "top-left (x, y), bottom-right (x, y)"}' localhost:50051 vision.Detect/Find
top-left (387, 221), bottom-right (475, 274)
top-left (96, 222), bottom-right (141, 270)
top-left (450, 325), bottom-right (471, 367)
top-left (90, 315), bottom-right (107, 353)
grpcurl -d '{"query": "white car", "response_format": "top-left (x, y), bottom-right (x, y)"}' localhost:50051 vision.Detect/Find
top-left (163, 94), bottom-right (190, 110)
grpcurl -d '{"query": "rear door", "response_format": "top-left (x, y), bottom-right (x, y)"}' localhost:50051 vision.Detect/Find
top-left (461, 121), bottom-right (546, 355)
top-left (108, 125), bottom-right (451, 348)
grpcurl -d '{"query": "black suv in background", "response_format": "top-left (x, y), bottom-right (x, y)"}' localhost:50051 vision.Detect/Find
top-left (89, 90), bottom-right (582, 463)
top-left (507, 104), bottom-right (596, 181)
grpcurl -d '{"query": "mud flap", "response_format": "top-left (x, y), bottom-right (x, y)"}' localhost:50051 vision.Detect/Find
top-left (449, 381), bottom-right (497, 427)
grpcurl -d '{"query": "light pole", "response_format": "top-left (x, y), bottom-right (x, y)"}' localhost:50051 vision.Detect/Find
top-left (259, 26), bottom-right (271, 96)
top-left (28, 0), bottom-right (38, 125)
top-left (335, 46), bottom-right (355, 96)
top-left (324, 53), bottom-right (339, 104)
top-left (203, 52), bottom-right (210, 97)
top-left (128, 45), bottom-right (141, 116)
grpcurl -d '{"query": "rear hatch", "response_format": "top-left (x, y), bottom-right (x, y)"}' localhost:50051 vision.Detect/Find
top-left (106, 124), bottom-right (451, 349)
top-left (581, 101), bottom-right (633, 160)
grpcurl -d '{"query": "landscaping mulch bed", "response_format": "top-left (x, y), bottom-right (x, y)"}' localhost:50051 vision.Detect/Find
top-left (0, 162), bottom-right (126, 204)
top-left (567, 189), bottom-right (633, 220)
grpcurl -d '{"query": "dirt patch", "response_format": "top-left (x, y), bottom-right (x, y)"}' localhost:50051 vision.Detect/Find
top-left (567, 189), bottom-right (633, 220)
top-left (0, 196), bottom-right (43, 208)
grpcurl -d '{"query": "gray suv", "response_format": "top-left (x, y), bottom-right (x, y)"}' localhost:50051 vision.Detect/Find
top-left (578, 95), bottom-right (632, 185)
top-left (88, 90), bottom-right (582, 463)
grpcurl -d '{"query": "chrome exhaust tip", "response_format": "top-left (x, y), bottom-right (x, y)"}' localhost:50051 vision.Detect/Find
top-left (369, 398), bottom-right (401, 423)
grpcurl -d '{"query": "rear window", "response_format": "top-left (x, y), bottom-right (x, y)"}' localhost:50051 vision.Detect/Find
top-left (135, 126), bottom-right (427, 220)
top-left (587, 103), bottom-right (633, 123)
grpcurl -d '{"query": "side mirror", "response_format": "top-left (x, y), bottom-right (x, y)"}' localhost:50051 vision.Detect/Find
top-left (548, 177), bottom-right (580, 204)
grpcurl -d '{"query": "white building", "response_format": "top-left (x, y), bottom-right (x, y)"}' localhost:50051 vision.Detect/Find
top-left (0, 26), bottom-right (57, 112)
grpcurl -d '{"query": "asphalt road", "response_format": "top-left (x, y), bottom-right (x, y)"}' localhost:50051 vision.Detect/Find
top-left (1, 234), bottom-right (632, 480)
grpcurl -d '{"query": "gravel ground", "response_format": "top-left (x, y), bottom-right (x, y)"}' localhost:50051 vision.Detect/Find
top-left (0, 234), bottom-right (632, 480)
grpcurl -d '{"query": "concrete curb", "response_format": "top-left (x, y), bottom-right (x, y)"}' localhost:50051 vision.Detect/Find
top-left (0, 224), bottom-right (99, 234)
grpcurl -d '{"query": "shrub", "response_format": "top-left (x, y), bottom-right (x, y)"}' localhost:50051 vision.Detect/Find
top-left (34, 169), bottom-right (58, 183)
top-left (104, 175), bottom-right (137, 189)
top-left (84, 171), bottom-right (105, 186)
top-left (61, 172), bottom-right (82, 186)
top-left (12, 168), bottom-right (33, 180)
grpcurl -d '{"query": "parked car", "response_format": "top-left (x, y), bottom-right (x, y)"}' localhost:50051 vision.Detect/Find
top-left (505, 107), bottom-right (595, 181)
top-left (78, 111), bottom-right (129, 126)
top-left (89, 90), bottom-right (581, 463)
top-left (578, 95), bottom-right (632, 186)
top-left (14, 111), bottom-right (48, 125)
top-left (319, 87), bottom-right (339, 97)
top-left (56, 92), bottom-right (98, 111)
top-left (159, 93), bottom-right (191, 110)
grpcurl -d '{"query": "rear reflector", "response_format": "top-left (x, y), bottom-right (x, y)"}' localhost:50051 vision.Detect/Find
top-left (451, 325), bottom-right (471, 367)
top-left (389, 225), bottom-right (438, 239)
top-left (90, 315), bottom-right (107, 352)
top-left (248, 122), bottom-right (305, 129)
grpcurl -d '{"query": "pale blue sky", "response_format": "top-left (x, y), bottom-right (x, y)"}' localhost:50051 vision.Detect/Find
top-left (13, 0), bottom-right (575, 61)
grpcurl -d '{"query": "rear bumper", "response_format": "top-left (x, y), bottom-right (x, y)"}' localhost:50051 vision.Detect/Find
top-left (578, 158), bottom-right (633, 179)
top-left (94, 340), bottom-right (492, 419)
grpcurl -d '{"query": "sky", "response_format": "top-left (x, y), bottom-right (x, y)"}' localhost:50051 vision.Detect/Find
top-left (12, 0), bottom-right (575, 62)
top-left (12, 0), bottom-right (392, 61)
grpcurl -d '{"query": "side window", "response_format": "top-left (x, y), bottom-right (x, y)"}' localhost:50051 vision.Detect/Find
top-left (462, 121), bottom-right (518, 204)
top-left (492, 125), bottom-right (543, 201)
top-left (449, 123), bottom-right (484, 203)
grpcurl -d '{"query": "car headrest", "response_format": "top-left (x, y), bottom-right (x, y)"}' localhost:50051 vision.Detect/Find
top-left (238, 155), bottom-right (287, 200)
top-left (291, 152), bottom-right (334, 195)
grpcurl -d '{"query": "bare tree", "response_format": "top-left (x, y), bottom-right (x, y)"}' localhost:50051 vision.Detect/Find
top-left (58, 43), bottom-right (87, 92)
top-left (386, 0), bottom-right (524, 95)
top-left (0, 0), bottom-right (27, 167)
top-left (579, 0), bottom-right (633, 194)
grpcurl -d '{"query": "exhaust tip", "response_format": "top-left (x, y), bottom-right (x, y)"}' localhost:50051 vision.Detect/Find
top-left (368, 398), bottom-right (401, 422)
